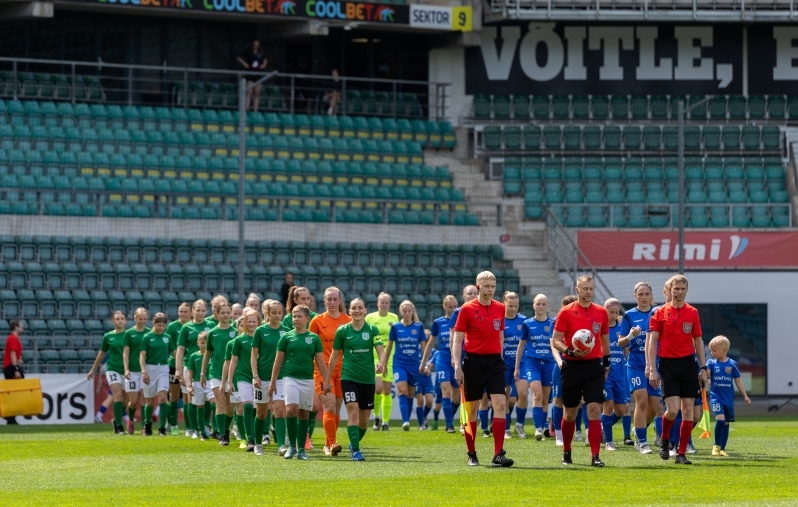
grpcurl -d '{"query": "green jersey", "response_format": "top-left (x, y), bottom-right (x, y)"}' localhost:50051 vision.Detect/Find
top-left (165, 320), bottom-right (186, 367)
top-left (333, 323), bottom-right (383, 384)
top-left (281, 311), bottom-right (318, 330)
top-left (187, 350), bottom-right (205, 383)
top-left (231, 333), bottom-right (255, 385)
top-left (225, 339), bottom-right (235, 362)
top-left (101, 330), bottom-right (126, 374)
top-left (253, 324), bottom-right (289, 381)
top-left (123, 327), bottom-right (151, 373)
top-left (178, 320), bottom-right (212, 359)
top-left (140, 331), bottom-right (173, 366)
top-left (206, 324), bottom-right (238, 380)
top-left (366, 312), bottom-right (399, 364)
top-left (277, 330), bottom-right (322, 380)
top-left (205, 316), bottom-right (219, 328)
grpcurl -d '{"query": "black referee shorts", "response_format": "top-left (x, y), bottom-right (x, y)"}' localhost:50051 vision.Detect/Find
top-left (659, 355), bottom-right (700, 399)
top-left (560, 359), bottom-right (604, 408)
top-left (462, 353), bottom-right (505, 402)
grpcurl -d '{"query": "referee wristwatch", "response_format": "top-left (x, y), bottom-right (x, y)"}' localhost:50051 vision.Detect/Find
top-left (564, 348), bottom-right (575, 357)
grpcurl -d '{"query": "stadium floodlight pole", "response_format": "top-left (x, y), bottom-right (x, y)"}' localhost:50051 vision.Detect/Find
top-left (238, 71), bottom-right (278, 304)
top-left (677, 95), bottom-right (713, 274)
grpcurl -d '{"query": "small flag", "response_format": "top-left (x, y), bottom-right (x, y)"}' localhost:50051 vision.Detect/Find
top-left (460, 385), bottom-right (472, 437)
top-left (697, 388), bottom-right (712, 438)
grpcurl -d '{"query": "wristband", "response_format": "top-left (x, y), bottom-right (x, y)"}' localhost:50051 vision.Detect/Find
top-left (700, 366), bottom-right (708, 371)
top-left (602, 356), bottom-right (611, 368)
top-left (14, 365), bottom-right (21, 372)
top-left (564, 348), bottom-right (575, 357)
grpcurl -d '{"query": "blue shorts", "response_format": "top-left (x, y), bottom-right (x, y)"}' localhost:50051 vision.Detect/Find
top-left (434, 357), bottom-right (459, 389)
top-left (551, 364), bottom-right (562, 400)
top-left (710, 398), bottom-right (735, 422)
top-left (522, 358), bottom-right (555, 387)
top-left (393, 363), bottom-right (418, 387)
top-left (628, 367), bottom-right (661, 397)
top-left (415, 372), bottom-right (434, 395)
top-left (504, 361), bottom-right (516, 387)
top-left (604, 375), bottom-right (630, 404)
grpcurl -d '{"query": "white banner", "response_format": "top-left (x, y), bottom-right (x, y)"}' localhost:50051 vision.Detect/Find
top-left (2, 374), bottom-right (95, 425)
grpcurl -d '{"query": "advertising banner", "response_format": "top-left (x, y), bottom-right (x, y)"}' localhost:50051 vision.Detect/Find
top-left (576, 230), bottom-right (798, 269)
top-left (6, 374), bottom-right (94, 425)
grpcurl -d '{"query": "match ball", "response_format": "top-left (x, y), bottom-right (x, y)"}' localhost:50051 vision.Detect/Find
top-left (571, 329), bottom-right (595, 353)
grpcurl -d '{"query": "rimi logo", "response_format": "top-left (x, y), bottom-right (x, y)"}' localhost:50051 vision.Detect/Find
top-left (632, 235), bottom-right (748, 262)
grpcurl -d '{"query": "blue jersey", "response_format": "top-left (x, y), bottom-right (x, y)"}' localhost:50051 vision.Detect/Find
top-left (503, 314), bottom-right (526, 366)
top-left (430, 315), bottom-right (452, 359)
top-left (448, 308), bottom-right (460, 330)
top-left (607, 322), bottom-right (626, 380)
top-left (389, 322), bottom-right (426, 366)
top-left (619, 307), bottom-right (653, 371)
top-left (521, 316), bottom-right (555, 361)
top-left (707, 358), bottom-right (741, 406)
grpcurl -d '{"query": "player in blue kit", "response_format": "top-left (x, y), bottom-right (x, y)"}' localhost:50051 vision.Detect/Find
top-left (501, 292), bottom-right (525, 440)
top-left (415, 329), bottom-right (435, 430)
top-left (422, 295), bottom-right (460, 433)
top-left (515, 294), bottom-right (556, 441)
top-left (707, 335), bottom-right (751, 457)
top-left (384, 300), bottom-right (428, 431)
top-left (601, 298), bottom-right (631, 451)
top-left (619, 281), bottom-right (659, 455)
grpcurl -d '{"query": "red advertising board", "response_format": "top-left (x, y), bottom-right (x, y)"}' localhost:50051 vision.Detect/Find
top-left (577, 230), bottom-right (798, 269)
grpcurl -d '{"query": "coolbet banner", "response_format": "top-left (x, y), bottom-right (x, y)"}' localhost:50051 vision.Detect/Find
top-left (577, 230), bottom-right (798, 269)
top-left (4, 374), bottom-right (94, 425)
top-left (465, 23), bottom-right (798, 95)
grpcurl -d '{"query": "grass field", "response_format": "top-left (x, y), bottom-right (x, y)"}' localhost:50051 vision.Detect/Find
top-left (1, 418), bottom-right (797, 506)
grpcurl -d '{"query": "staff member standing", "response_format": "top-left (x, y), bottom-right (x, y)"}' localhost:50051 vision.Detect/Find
top-left (551, 275), bottom-right (611, 467)
top-left (3, 320), bottom-right (24, 424)
top-left (452, 271), bottom-right (514, 468)
top-left (647, 274), bottom-right (708, 465)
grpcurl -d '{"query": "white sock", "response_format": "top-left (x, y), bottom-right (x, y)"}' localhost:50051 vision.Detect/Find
top-left (555, 429), bottom-right (563, 440)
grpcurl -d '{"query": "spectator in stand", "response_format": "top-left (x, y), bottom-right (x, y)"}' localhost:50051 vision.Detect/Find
top-left (237, 39), bottom-right (266, 112)
top-left (3, 320), bottom-right (25, 424)
top-left (281, 272), bottom-right (295, 307)
top-left (324, 68), bottom-right (342, 115)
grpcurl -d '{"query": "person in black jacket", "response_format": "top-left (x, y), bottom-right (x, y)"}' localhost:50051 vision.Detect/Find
top-left (237, 40), bottom-right (266, 112)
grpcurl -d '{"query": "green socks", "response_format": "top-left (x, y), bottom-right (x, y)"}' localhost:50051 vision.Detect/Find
top-left (359, 426), bottom-right (367, 441)
top-left (298, 418), bottom-right (310, 450)
top-left (209, 403), bottom-right (217, 433)
top-left (254, 417), bottom-right (266, 445)
top-left (216, 414), bottom-right (227, 435)
top-left (113, 401), bottom-right (124, 427)
top-left (374, 393), bottom-right (383, 419)
top-left (143, 405), bottom-right (152, 425)
top-left (243, 404), bottom-right (255, 442)
top-left (187, 404), bottom-right (197, 432)
top-left (159, 403), bottom-right (168, 429)
top-left (308, 411), bottom-right (318, 438)
top-left (275, 417), bottom-right (287, 447)
top-left (196, 405), bottom-right (206, 434)
top-left (382, 396), bottom-right (393, 425)
top-left (235, 413), bottom-right (244, 440)
top-left (347, 425), bottom-right (360, 452)
top-left (287, 416), bottom-right (298, 448)
top-left (169, 401), bottom-right (178, 427)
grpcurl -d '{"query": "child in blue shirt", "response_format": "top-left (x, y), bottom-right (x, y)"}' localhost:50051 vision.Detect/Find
top-left (707, 335), bottom-right (751, 457)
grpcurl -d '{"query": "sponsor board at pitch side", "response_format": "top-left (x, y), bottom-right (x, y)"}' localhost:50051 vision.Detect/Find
top-left (1, 374), bottom-right (94, 425)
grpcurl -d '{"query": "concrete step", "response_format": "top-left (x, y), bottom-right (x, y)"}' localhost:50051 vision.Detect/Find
top-left (503, 245), bottom-right (547, 260)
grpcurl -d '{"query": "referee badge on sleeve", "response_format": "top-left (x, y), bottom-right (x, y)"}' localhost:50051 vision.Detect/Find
top-left (683, 323), bottom-right (692, 334)
top-left (493, 319), bottom-right (501, 331)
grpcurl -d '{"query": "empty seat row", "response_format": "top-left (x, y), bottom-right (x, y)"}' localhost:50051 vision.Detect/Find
top-left (0, 72), bottom-right (104, 101)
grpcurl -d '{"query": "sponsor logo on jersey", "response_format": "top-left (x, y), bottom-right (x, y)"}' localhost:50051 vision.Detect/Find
top-left (683, 322), bottom-right (692, 334)
top-left (493, 319), bottom-right (501, 331)
top-left (592, 323), bottom-right (601, 334)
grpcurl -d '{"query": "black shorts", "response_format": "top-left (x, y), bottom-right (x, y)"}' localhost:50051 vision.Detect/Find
top-left (169, 366), bottom-right (179, 385)
top-left (560, 359), bottom-right (605, 408)
top-left (659, 356), bottom-right (700, 399)
top-left (462, 353), bottom-right (505, 402)
top-left (341, 380), bottom-right (375, 411)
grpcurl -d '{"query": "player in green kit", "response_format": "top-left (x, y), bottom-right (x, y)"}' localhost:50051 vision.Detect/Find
top-left (269, 305), bottom-right (329, 460)
top-left (325, 298), bottom-right (387, 461)
top-left (123, 308), bottom-right (151, 435)
top-left (229, 308), bottom-right (261, 452)
top-left (166, 302), bottom-right (191, 435)
top-left (87, 311), bottom-right (128, 434)
top-left (202, 302), bottom-right (236, 442)
top-left (186, 331), bottom-right (214, 440)
top-left (282, 286), bottom-right (318, 328)
top-left (220, 333), bottom-right (241, 445)
top-left (174, 300), bottom-right (211, 437)
top-left (139, 313), bottom-right (173, 436)
top-left (252, 300), bottom-right (290, 456)
top-left (206, 295), bottom-right (228, 328)
top-left (366, 292), bottom-right (399, 431)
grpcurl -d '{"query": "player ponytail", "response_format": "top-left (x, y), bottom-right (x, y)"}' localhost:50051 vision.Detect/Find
top-left (286, 286), bottom-right (310, 313)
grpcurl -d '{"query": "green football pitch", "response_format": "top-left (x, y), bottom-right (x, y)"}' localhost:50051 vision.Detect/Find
top-left (1, 418), bottom-right (797, 506)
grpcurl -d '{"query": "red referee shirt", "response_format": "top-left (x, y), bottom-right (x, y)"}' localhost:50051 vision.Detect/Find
top-left (453, 298), bottom-right (504, 355)
top-left (554, 302), bottom-right (609, 361)
top-left (649, 302), bottom-right (702, 358)
top-left (3, 333), bottom-right (22, 369)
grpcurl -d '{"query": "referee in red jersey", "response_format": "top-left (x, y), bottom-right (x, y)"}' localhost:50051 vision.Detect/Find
top-left (551, 275), bottom-right (611, 467)
top-left (647, 274), bottom-right (708, 465)
top-left (452, 271), bottom-right (513, 467)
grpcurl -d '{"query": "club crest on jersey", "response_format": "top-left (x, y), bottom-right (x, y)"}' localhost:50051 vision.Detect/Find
top-left (517, 325), bottom-right (522, 331)
top-left (544, 326), bottom-right (550, 332)
top-left (683, 322), bottom-right (692, 334)
top-left (162, 337), bottom-right (169, 344)
top-left (229, 331), bottom-right (236, 338)
top-left (305, 337), bottom-right (313, 344)
top-left (592, 323), bottom-right (601, 334)
top-left (725, 366), bottom-right (732, 374)
top-left (493, 319), bottom-right (501, 331)
top-left (362, 333), bottom-right (370, 341)
top-left (411, 329), bottom-right (417, 335)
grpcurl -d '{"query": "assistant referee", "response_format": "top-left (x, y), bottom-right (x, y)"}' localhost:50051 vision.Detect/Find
top-left (647, 274), bottom-right (708, 465)
top-left (452, 271), bottom-right (514, 468)
top-left (551, 275), bottom-right (611, 467)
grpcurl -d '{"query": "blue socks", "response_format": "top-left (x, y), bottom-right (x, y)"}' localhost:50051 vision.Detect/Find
top-left (416, 406), bottom-right (424, 426)
top-left (670, 411), bottom-right (682, 445)
top-left (532, 407), bottom-right (545, 431)
top-left (424, 405), bottom-right (432, 419)
top-left (478, 409), bottom-right (490, 431)
top-left (722, 423), bottom-right (730, 449)
top-left (399, 394), bottom-right (410, 424)
top-left (516, 407), bottom-right (527, 427)
top-left (611, 413), bottom-right (621, 425)
top-left (505, 412), bottom-right (512, 430)
top-left (442, 399), bottom-right (453, 428)
top-left (622, 415), bottom-right (632, 439)
top-left (635, 426), bottom-right (647, 445)
top-left (552, 406), bottom-right (563, 431)
top-left (654, 416), bottom-right (663, 438)
top-left (451, 402), bottom-right (460, 419)
top-left (601, 414), bottom-right (614, 443)
top-left (715, 421), bottom-right (730, 449)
